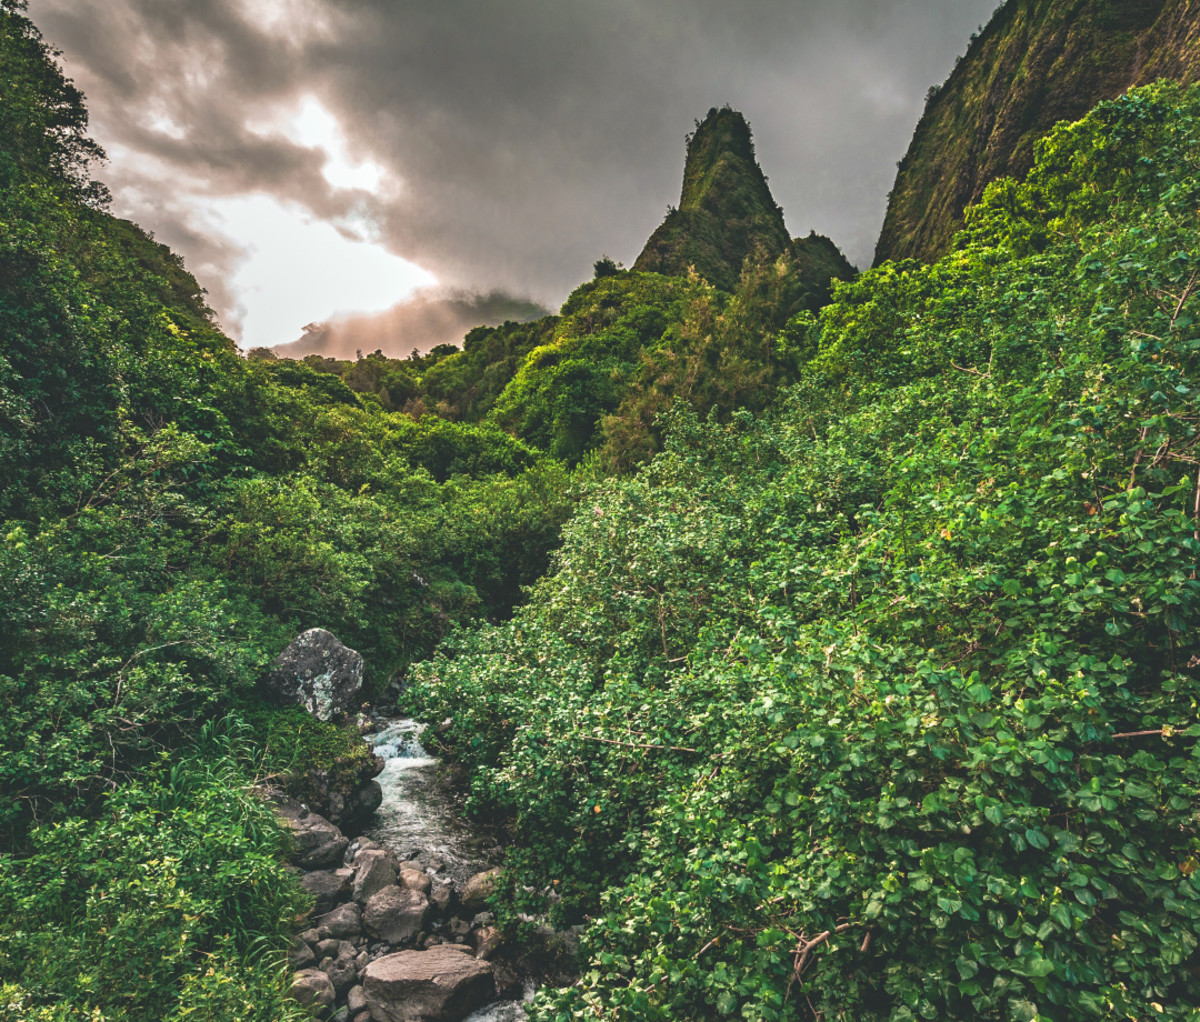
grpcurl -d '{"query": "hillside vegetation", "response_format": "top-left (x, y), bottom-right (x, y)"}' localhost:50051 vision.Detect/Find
top-left (0, 4), bottom-right (571, 1016)
top-left (5, 0), bottom-right (1200, 1016)
top-left (875, 0), bottom-right (1200, 266)
top-left (409, 81), bottom-right (1200, 1020)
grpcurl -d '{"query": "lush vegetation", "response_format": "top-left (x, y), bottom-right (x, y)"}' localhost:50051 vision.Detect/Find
top-left (0, 3), bottom-right (572, 1015)
top-left (407, 81), bottom-right (1200, 1020)
top-left (7, 0), bottom-right (1200, 1015)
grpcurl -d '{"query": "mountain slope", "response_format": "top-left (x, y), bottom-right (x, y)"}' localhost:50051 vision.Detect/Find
top-left (875, 0), bottom-right (1200, 266)
top-left (633, 106), bottom-right (792, 292)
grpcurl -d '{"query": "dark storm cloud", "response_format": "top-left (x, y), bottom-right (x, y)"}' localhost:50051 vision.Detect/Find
top-left (29, 0), bottom-right (998, 333)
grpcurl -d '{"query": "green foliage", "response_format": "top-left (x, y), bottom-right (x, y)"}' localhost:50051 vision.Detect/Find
top-left (408, 83), bottom-right (1200, 1020)
top-left (0, 719), bottom-right (308, 1022)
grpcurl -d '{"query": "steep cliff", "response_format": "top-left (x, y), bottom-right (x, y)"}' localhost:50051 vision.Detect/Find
top-left (633, 106), bottom-right (792, 293)
top-left (875, 0), bottom-right (1200, 266)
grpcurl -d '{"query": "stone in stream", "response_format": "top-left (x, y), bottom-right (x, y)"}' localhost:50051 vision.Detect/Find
top-left (282, 809), bottom-right (350, 870)
top-left (262, 628), bottom-right (363, 722)
top-left (459, 868), bottom-right (502, 913)
top-left (363, 946), bottom-right (494, 1022)
top-left (289, 969), bottom-right (335, 1015)
top-left (399, 867), bottom-right (432, 895)
top-left (315, 902), bottom-right (363, 939)
top-left (347, 984), bottom-right (368, 1013)
top-left (353, 848), bottom-right (398, 904)
top-left (363, 885), bottom-right (431, 944)
top-left (302, 868), bottom-right (354, 916)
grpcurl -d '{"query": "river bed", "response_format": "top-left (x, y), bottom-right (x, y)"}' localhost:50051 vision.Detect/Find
top-left (363, 719), bottom-right (530, 1021)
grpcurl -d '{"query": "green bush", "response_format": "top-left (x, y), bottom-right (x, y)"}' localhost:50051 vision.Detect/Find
top-left (408, 82), bottom-right (1200, 1021)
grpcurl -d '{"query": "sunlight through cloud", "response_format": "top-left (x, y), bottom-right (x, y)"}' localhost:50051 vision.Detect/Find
top-left (208, 195), bottom-right (436, 349)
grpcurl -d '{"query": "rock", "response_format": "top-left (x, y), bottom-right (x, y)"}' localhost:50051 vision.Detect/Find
top-left (302, 868), bottom-right (354, 916)
top-left (289, 938), bottom-right (317, 969)
top-left (471, 926), bottom-right (502, 961)
top-left (399, 868), bottom-right (432, 895)
top-left (300, 928), bottom-right (322, 946)
top-left (314, 902), bottom-right (363, 939)
top-left (353, 1013), bottom-right (372, 1022)
top-left (316, 938), bottom-right (342, 960)
top-left (471, 912), bottom-right (493, 928)
top-left (290, 969), bottom-right (335, 1015)
top-left (399, 860), bottom-right (424, 873)
top-left (321, 953), bottom-right (358, 994)
top-left (282, 809), bottom-right (350, 870)
top-left (459, 868), bottom-right (502, 913)
top-left (330, 1009), bottom-right (350, 1022)
top-left (449, 918), bottom-right (471, 940)
top-left (363, 885), bottom-right (431, 945)
top-left (353, 849), bottom-right (398, 904)
top-left (347, 779), bottom-right (383, 824)
top-left (262, 628), bottom-right (364, 722)
top-left (346, 985), bottom-right (368, 1013)
top-left (363, 947), bottom-right (494, 1022)
top-left (430, 883), bottom-right (453, 914)
top-left (345, 838), bottom-right (384, 866)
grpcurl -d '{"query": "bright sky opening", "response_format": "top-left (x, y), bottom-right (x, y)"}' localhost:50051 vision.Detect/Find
top-left (208, 194), bottom-right (435, 349)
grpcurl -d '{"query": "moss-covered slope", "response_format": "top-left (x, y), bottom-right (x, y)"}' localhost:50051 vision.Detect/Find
top-left (874, 0), bottom-right (1200, 266)
top-left (633, 107), bottom-right (792, 293)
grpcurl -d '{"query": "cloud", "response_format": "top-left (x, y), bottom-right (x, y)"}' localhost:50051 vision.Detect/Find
top-left (29, 0), bottom-right (998, 334)
top-left (270, 289), bottom-right (550, 361)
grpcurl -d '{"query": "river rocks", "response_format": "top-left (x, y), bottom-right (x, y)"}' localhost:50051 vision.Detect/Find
top-left (472, 926), bottom-right (503, 961)
top-left (321, 949), bottom-right (359, 994)
top-left (363, 885), bottom-right (431, 944)
top-left (363, 946), bottom-right (494, 1022)
top-left (283, 808), bottom-right (351, 869)
top-left (400, 867), bottom-right (433, 895)
top-left (460, 868), bottom-right (502, 912)
top-left (347, 985), bottom-right (368, 1013)
top-left (315, 902), bottom-right (363, 939)
top-left (291, 969), bottom-right (336, 1015)
top-left (303, 868), bottom-right (355, 915)
top-left (353, 849), bottom-right (398, 904)
top-left (262, 628), bottom-right (364, 722)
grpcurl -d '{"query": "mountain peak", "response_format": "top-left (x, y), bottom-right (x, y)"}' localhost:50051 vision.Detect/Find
top-left (633, 106), bottom-right (790, 292)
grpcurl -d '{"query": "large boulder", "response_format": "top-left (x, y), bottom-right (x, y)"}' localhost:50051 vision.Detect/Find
top-left (262, 628), bottom-right (363, 722)
top-left (363, 946), bottom-right (494, 1022)
top-left (282, 809), bottom-right (350, 870)
top-left (363, 884), bottom-right (431, 945)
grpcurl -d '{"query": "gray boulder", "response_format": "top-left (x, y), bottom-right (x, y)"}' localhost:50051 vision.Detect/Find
top-left (363, 946), bottom-right (494, 1022)
top-left (262, 628), bottom-right (364, 721)
top-left (353, 849), bottom-right (398, 904)
top-left (301, 868), bottom-right (354, 916)
top-left (315, 901), bottom-right (363, 939)
top-left (363, 885), bottom-right (431, 945)
top-left (459, 868), bottom-right (502, 913)
top-left (283, 810), bottom-right (350, 870)
top-left (289, 968), bottom-right (335, 1015)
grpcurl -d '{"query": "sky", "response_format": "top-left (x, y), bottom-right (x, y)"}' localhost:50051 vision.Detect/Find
top-left (29, 0), bottom-right (998, 352)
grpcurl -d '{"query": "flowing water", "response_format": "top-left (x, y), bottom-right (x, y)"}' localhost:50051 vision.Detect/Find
top-left (363, 719), bottom-right (530, 1020)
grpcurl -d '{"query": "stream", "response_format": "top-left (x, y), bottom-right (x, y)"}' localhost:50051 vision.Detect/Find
top-left (364, 719), bottom-right (533, 1022)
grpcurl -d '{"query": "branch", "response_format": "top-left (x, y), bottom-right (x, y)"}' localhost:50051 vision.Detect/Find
top-left (949, 361), bottom-right (990, 378)
top-left (577, 735), bottom-right (698, 753)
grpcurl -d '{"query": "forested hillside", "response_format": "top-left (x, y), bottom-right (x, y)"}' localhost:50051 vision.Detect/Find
top-left (409, 82), bottom-right (1200, 1020)
top-left (5, 0), bottom-right (1200, 1017)
top-left (875, 0), bottom-right (1200, 266)
top-left (0, 4), bottom-right (571, 1016)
